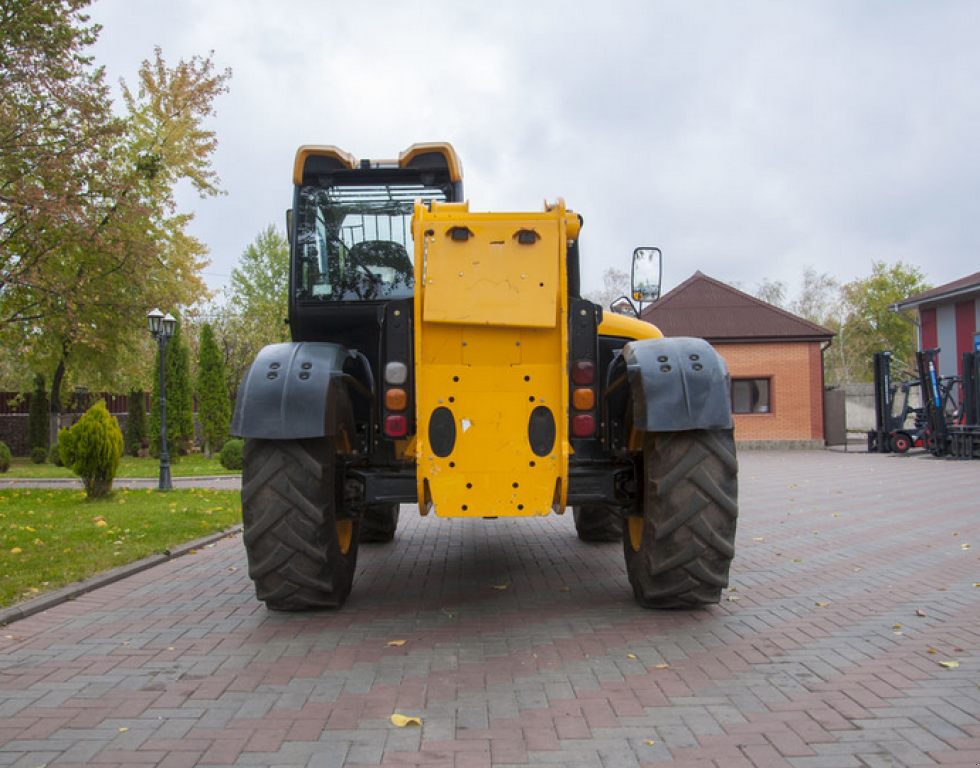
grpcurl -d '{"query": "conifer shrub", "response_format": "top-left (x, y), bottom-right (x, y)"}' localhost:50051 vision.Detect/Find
top-left (219, 438), bottom-right (244, 471)
top-left (30, 447), bottom-right (48, 464)
top-left (124, 388), bottom-right (148, 456)
top-left (49, 444), bottom-right (64, 466)
top-left (57, 401), bottom-right (124, 498)
top-left (27, 373), bottom-right (49, 453)
top-left (196, 323), bottom-right (231, 457)
top-left (0, 442), bottom-right (11, 473)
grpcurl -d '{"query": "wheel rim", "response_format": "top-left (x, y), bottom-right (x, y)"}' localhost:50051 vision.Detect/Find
top-left (337, 520), bottom-right (353, 554)
top-left (627, 517), bottom-right (643, 552)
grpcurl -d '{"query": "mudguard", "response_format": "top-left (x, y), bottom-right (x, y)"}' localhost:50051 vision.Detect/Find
top-left (614, 337), bottom-right (733, 432)
top-left (231, 342), bottom-right (359, 440)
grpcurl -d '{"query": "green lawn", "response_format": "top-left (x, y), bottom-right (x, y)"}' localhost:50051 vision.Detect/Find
top-left (0, 487), bottom-right (242, 608)
top-left (1, 453), bottom-right (238, 479)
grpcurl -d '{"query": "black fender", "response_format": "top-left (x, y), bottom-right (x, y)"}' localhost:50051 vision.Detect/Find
top-left (231, 342), bottom-right (364, 441)
top-left (609, 337), bottom-right (733, 433)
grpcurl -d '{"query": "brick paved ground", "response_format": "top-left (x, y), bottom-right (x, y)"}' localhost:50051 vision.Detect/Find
top-left (1, 449), bottom-right (978, 767)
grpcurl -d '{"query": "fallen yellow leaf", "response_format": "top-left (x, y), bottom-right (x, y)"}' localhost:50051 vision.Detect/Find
top-left (491, 584), bottom-right (508, 590)
top-left (927, 648), bottom-right (938, 654)
top-left (893, 623), bottom-right (902, 629)
top-left (390, 714), bottom-right (422, 727)
top-left (815, 602), bottom-right (829, 608)
top-left (916, 610), bottom-right (926, 617)
top-left (118, 727), bottom-right (129, 732)
top-left (627, 653), bottom-right (637, 659)
top-left (653, 663), bottom-right (670, 669)
top-left (938, 660), bottom-right (960, 669)
top-left (386, 640), bottom-right (407, 647)
top-left (95, 520), bottom-right (107, 527)
top-left (10, 547), bottom-right (21, 554)
top-left (643, 739), bottom-right (656, 745)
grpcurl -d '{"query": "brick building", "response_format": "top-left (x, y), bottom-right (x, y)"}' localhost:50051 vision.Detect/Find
top-left (894, 270), bottom-right (980, 379)
top-left (640, 272), bottom-right (834, 446)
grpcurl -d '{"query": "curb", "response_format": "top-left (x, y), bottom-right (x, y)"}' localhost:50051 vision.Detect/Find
top-left (0, 525), bottom-right (243, 627)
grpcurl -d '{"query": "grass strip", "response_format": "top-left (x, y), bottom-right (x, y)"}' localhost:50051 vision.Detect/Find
top-left (0, 487), bottom-right (242, 608)
top-left (1, 454), bottom-right (238, 479)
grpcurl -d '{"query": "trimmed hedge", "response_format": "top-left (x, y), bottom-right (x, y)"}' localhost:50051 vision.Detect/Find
top-left (218, 438), bottom-right (244, 471)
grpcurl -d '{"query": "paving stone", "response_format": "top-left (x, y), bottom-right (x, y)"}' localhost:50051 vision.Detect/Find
top-left (0, 452), bottom-right (978, 767)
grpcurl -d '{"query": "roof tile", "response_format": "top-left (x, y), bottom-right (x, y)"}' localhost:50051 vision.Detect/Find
top-left (640, 271), bottom-right (833, 342)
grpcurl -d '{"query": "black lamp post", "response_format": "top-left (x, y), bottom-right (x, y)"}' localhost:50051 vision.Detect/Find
top-left (148, 308), bottom-right (177, 492)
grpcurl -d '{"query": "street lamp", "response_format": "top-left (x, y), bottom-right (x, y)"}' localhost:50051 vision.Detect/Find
top-left (147, 308), bottom-right (177, 491)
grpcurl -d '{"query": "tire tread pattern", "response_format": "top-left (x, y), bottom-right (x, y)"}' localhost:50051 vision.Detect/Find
top-left (359, 504), bottom-right (400, 543)
top-left (573, 505), bottom-right (623, 542)
top-left (625, 429), bottom-right (738, 608)
top-left (241, 438), bottom-right (358, 610)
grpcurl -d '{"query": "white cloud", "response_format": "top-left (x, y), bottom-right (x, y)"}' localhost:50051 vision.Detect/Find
top-left (89, 0), bottom-right (980, 300)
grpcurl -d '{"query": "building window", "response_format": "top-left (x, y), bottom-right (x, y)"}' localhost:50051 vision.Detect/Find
top-left (732, 378), bottom-right (770, 414)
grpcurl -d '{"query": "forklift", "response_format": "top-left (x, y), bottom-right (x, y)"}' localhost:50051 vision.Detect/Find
top-left (867, 351), bottom-right (927, 453)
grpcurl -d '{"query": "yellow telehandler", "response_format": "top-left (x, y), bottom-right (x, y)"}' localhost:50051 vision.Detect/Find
top-left (232, 143), bottom-right (737, 610)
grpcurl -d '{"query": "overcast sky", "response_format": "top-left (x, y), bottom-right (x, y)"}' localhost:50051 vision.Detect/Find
top-left (88, 0), bottom-right (979, 302)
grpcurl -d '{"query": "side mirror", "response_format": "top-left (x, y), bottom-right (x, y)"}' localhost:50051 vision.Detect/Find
top-left (631, 247), bottom-right (662, 303)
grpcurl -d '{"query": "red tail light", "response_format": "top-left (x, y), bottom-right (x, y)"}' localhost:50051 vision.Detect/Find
top-left (385, 414), bottom-right (408, 438)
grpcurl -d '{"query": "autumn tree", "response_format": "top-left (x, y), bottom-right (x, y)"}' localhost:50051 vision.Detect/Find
top-left (196, 322), bottom-right (230, 457)
top-left (0, 3), bottom-right (230, 431)
top-left (754, 278), bottom-right (788, 308)
top-left (215, 225), bottom-right (291, 401)
top-left (585, 267), bottom-right (635, 315)
top-left (839, 261), bottom-right (930, 382)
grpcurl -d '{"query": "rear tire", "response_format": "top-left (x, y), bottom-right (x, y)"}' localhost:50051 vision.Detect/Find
top-left (624, 429), bottom-right (738, 608)
top-left (241, 437), bottom-right (359, 610)
top-left (359, 504), bottom-right (400, 543)
top-left (573, 505), bottom-right (623, 542)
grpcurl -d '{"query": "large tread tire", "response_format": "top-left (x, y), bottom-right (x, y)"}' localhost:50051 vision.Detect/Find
top-left (241, 437), bottom-right (359, 610)
top-left (359, 504), bottom-right (400, 543)
top-left (624, 429), bottom-right (738, 608)
top-left (573, 505), bottom-right (623, 542)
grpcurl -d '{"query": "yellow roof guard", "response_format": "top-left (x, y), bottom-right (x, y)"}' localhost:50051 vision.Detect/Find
top-left (398, 143), bottom-right (462, 183)
top-left (293, 146), bottom-right (357, 185)
top-left (294, 143), bottom-right (462, 185)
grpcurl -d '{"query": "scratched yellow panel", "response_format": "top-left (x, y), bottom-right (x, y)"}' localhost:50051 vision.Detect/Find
top-left (413, 201), bottom-right (574, 517)
top-left (421, 216), bottom-right (559, 328)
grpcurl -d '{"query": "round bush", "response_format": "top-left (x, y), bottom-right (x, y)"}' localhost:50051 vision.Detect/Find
top-left (30, 447), bottom-right (47, 464)
top-left (58, 401), bottom-right (124, 498)
top-left (219, 438), bottom-right (244, 471)
top-left (49, 444), bottom-right (64, 467)
top-left (0, 441), bottom-right (11, 473)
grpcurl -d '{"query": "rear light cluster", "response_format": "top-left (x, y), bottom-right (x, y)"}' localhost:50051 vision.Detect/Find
top-left (384, 362), bottom-right (409, 438)
top-left (570, 360), bottom-right (596, 437)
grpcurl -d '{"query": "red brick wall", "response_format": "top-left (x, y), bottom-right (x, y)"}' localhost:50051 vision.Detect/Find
top-left (716, 341), bottom-right (826, 442)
